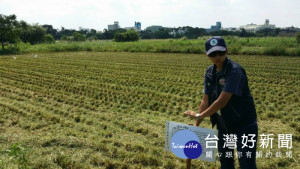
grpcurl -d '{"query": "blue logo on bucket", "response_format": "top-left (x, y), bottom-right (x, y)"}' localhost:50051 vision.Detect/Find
top-left (171, 130), bottom-right (202, 159)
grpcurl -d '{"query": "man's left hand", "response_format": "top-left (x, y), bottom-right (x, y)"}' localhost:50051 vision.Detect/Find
top-left (183, 110), bottom-right (197, 118)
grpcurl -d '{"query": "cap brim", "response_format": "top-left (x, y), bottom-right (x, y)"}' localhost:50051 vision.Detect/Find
top-left (206, 46), bottom-right (226, 55)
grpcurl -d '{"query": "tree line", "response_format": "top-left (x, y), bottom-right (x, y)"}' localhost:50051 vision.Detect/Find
top-left (1, 14), bottom-right (300, 51)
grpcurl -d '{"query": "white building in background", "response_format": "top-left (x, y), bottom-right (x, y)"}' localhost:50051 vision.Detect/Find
top-left (108, 21), bottom-right (120, 31)
top-left (169, 27), bottom-right (188, 36)
top-left (124, 21), bottom-right (142, 31)
top-left (206, 22), bottom-right (222, 32)
top-left (239, 19), bottom-right (276, 32)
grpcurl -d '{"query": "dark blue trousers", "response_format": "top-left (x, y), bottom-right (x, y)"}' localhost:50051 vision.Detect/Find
top-left (217, 120), bottom-right (258, 169)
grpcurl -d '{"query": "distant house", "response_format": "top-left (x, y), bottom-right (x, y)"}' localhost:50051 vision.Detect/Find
top-left (108, 21), bottom-right (120, 31)
top-left (169, 27), bottom-right (188, 36)
top-left (206, 22), bottom-right (222, 32)
top-left (239, 19), bottom-right (275, 32)
top-left (124, 21), bottom-right (142, 31)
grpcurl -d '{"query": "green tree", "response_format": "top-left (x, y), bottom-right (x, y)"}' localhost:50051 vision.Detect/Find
top-left (19, 23), bottom-right (46, 44)
top-left (0, 14), bottom-right (19, 50)
top-left (126, 30), bottom-right (139, 41)
top-left (44, 34), bottom-right (55, 44)
top-left (240, 28), bottom-right (247, 37)
top-left (185, 27), bottom-right (207, 39)
top-left (73, 32), bottom-right (85, 41)
top-left (59, 27), bottom-right (76, 37)
top-left (296, 32), bottom-right (300, 44)
top-left (42, 24), bottom-right (59, 39)
top-left (114, 32), bottom-right (126, 42)
top-left (154, 28), bottom-right (172, 39)
top-left (103, 28), bottom-right (126, 39)
top-left (114, 30), bottom-right (139, 42)
top-left (86, 29), bottom-right (96, 40)
top-left (61, 35), bottom-right (70, 41)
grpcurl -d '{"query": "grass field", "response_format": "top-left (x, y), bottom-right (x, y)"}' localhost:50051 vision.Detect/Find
top-left (0, 52), bottom-right (299, 169)
top-left (2, 37), bottom-right (300, 56)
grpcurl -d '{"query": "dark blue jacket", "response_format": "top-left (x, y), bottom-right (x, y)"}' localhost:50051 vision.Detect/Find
top-left (204, 57), bottom-right (257, 132)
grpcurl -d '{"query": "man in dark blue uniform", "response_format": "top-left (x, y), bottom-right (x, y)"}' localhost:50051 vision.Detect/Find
top-left (184, 36), bottom-right (258, 169)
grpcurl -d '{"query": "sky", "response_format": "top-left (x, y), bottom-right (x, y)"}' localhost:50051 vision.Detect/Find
top-left (1, 0), bottom-right (299, 31)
